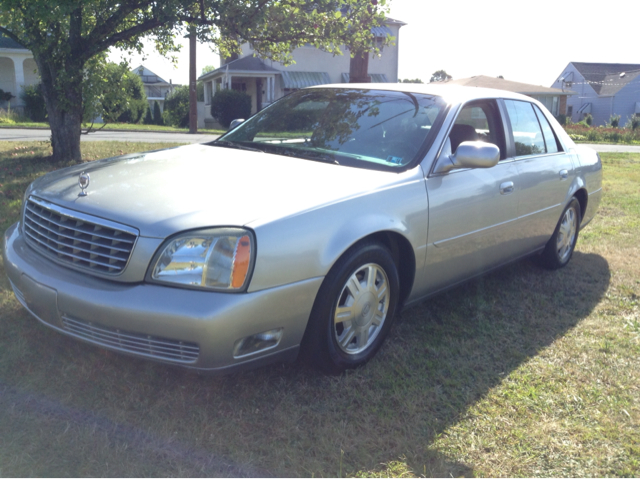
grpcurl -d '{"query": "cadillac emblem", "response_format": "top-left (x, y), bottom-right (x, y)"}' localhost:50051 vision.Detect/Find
top-left (78, 172), bottom-right (90, 197)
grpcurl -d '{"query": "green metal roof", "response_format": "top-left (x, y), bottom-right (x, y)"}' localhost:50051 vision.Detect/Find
top-left (281, 71), bottom-right (331, 89)
top-left (341, 73), bottom-right (389, 83)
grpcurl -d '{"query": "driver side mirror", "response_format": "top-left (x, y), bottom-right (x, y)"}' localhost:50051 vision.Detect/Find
top-left (434, 140), bottom-right (500, 173)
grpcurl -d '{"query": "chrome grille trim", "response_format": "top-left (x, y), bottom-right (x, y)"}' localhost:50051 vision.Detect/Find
top-left (61, 316), bottom-right (200, 364)
top-left (23, 197), bottom-right (138, 275)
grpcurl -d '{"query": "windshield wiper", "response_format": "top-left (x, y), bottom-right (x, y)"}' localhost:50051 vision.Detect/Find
top-left (275, 147), bottom-right (340, 165)
top-left (211, 140), bottom-right (265, 153)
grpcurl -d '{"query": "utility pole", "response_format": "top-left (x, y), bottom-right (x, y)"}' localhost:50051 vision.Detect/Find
top-left (189, 27), bottom-right (197, 134)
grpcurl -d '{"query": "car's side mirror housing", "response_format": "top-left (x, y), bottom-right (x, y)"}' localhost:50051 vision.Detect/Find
top-left (229, 119), bottom-right (245, 130)
top-left (434, 141), bottom-right (500, 173)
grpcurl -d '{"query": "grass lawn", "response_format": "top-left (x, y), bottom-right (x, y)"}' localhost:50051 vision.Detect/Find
top-left (0, 143), bottom-right (638, 477)
top-left (0, 121), bottom-right (226, 134)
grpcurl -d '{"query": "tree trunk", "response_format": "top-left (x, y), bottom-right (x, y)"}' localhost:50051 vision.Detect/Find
top-left (33, 54), bottom-right (84, 164)
top-left (349, 51), bottom-right (371, 83)
top-left (189, 28), bottom-right (197, 134)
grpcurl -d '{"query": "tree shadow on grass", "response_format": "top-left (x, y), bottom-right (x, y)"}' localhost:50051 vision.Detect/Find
top-left (0, 251), bottom-right (610, 477)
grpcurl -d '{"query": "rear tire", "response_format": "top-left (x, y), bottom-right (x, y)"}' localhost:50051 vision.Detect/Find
top-left (539, 198), bottom-right (581, 270)
top-left (301, 241), bottom-right (399, 374)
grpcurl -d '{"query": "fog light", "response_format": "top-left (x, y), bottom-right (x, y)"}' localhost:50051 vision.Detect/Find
top-left (233, 328), bottom-right (283, 358)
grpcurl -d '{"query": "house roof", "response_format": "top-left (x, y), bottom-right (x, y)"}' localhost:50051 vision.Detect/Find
top-left (133, 65), bottom-right (170, 85)
top-left (383, 16), bottom-right (407, 26)
top-left (570, 62), bottom-right (640, 96)
top-left (446, 75), bottom-right (572, 95)
top-left (199, 56), bottom-right (280, 80)
top-left (0, 35), bottom-right (27, 50)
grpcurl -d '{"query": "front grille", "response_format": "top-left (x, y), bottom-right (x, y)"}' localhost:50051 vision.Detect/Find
top-left (23, 197), bottom-right (138, 275)
top-left (61, 316), bottom-right (200, 364)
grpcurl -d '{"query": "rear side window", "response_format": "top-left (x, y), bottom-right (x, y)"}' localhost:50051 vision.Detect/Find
top-left (533, 104), bottom-right (562, 153)
top-left (504, 100), bottom-right (546, 156)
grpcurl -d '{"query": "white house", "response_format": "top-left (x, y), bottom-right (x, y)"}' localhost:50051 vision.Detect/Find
top-left (0, 36), bottom-right (39, 111)
top-left (132, 65), bottom-right (177, 113)
top-left (198, 17), bottom-right (406, 128)
top-left (551, 62), bottom-right (640, 126)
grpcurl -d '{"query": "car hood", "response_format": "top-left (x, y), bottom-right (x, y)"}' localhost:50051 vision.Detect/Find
top-left (28, 143), bottom-right (410, 238)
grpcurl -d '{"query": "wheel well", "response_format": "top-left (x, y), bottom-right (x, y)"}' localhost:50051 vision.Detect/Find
top-left (362, 231), bottom-right (416, 309)
top-left (573, 188), bottom-right (588, 223)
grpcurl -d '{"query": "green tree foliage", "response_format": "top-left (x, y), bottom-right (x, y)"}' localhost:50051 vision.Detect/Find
top-left (86, 62), bottom-right (148, 124)
top-left (201, 65), bottom-right (216, 76)
top-left (20, 84), bottom-right (47, 122)
top-left (153, 101), bottom-right (164, 126)
top-left (400, 78), bottom-right (423, 84)
top-left (164, 86), bottom-right (190, 127)
top-left (0, 0), bottom-right (390, 163)
top-left (210, 89), bottom-right (252, 128)
top-left (430, 70), bottom-right (452, 83)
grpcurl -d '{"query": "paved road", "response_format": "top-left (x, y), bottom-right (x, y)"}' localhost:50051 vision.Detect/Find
top-left (0, 128), bottom-right (220, 143)
top-left (1, 129), bottom-right (639, 153)
top-left (580, 143), bottom-right (640, 153)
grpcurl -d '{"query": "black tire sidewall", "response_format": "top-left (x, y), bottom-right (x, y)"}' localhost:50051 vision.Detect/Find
top-left (302, 242), bottom-right (400, 373)
top-left (541, 198), bottom-right (581, 269)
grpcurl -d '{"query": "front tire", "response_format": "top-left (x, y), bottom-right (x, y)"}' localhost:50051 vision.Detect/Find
top-left (539, 197), bottom-right (581, 269)
top-left (301, 242), bottom-right (400, 374)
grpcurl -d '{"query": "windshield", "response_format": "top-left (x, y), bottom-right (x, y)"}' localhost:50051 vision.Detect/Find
top-left (215, 88), bottom-right (447, 171)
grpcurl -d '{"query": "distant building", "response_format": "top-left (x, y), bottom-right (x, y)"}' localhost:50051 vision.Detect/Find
top-left (446, 75), bottom-right (573, 117)
top-left (0, 36), bottom-right (39, 111)
top-left (132, 65), bottom-right (177, 112)
top-left (198, 17), bottom-right (406, 128)
top-left (550, 62), bottom-right (640, 126)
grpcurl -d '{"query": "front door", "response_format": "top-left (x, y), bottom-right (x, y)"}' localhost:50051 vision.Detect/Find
top-left (420, 99), bottom-right (522, 293)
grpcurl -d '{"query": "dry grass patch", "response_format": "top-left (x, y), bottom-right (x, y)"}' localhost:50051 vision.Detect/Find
top-left (0, 147), bottom-right (638, 477)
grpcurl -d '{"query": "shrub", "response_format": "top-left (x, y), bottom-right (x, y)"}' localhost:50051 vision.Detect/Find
top-left (20, 83), bottom-right (48, 122)
top-left (584, 113), bottom-right (593, 126)
top-left (554, 113), bottom-right (567, 126)
top-left (153, 101), bottom-right (164, 126)
top-left (210, 89), bottom-right (252, 128)
top-left (606, 114), bottom-right (621, 128)
top-left (163, 86), bottom-right (189, 127)
top-left (143, 107), bottom-right (154, 125)
top-left (626, 115), bottom-right (640, 131)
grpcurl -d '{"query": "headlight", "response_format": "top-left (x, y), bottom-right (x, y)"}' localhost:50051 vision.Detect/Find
top-left (150, 228), bottom-right (255, 291)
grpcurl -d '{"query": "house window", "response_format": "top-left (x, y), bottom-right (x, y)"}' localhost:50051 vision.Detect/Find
top-left (567, 106), bottom-right (573, 118)
top-left (231, 82), bottom-right (247, 92)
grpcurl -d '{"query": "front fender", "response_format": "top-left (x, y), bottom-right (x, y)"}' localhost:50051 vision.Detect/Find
top-left (248, 178), bottom-right (429, 293)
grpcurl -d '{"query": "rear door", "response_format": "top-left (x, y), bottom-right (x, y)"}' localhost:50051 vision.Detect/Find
top-left (502, 99), bottom-right (575, 251)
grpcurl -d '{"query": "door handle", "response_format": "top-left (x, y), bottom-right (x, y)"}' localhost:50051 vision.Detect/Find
top-left (500, 181), bottom-right (514, 195)
top-left (559, 169), bottom-right (568, 179)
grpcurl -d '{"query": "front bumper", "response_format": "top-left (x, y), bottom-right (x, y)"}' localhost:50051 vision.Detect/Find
top-left (3, 223), bottom-right (323, 373)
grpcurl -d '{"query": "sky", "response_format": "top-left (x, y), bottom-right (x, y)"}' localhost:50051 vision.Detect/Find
top-left (109, 0), bottom-right (638, 88)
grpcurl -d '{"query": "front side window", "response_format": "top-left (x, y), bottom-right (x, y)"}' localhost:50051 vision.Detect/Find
top-left (504, 100), bottom-right (547, 157)
top-left (216, 88), bottom-right (448, 171)
top-left (449, 100), bottom-right (506, 159)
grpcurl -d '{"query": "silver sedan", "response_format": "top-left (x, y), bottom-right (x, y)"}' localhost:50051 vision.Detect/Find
top-left (3, 84), bottom-right (602, 374)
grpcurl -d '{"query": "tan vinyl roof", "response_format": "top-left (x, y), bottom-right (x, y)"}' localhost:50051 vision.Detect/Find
top-left (446, 75), bottom-right (572, 95)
